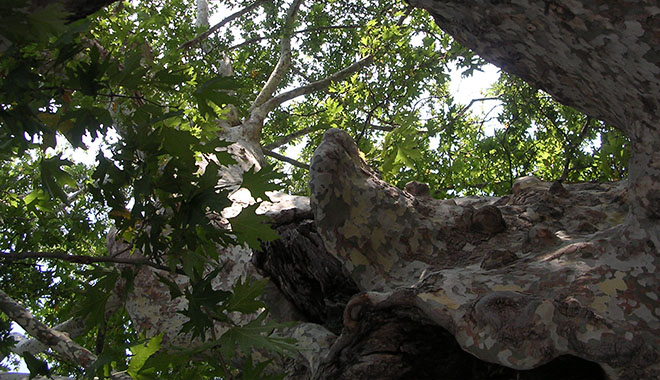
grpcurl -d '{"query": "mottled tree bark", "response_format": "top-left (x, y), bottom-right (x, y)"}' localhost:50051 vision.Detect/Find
top-left (106, 1), bottom-right (659, 380)
top-left (302, 1), bottom-right (660, 379)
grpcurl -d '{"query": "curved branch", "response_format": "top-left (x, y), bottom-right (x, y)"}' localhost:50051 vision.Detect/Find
top-left (0, 291), bottom-right (106, 375)
top-left (264, 149), bottom-right (309, 170)
top-left (179, 0), bottom-right (273, 50)
top-left (263, 125), bottom-right (318, 150)
top-left (250, 0), bottom-right (305, 111)
top-left (1, 251), bottom-right (173, 272)
top-left (262, 55), bottom-right (374, 114)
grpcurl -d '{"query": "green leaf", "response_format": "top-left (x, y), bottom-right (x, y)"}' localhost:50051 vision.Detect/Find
top-left (226, 278), bottom-right (267, 314)
top-left (155, 272), bottom-right (183, 299)
top-left (230, 204), bottom-right (280, 250)
top-left (179, 267), bottom-right (232, 339)
top-left (75, 269), bottom-right (119, 328)
top-left (159, 126), bottom-right (198, 159)
top-left (219, 312), bottom-right (296, 358)
top-left (23, 352), bottom-right (50, 380)
top-left (128, 333), bottom-right (164, 379)
top-left (240, 164), bottom-right (282, 200)
top-left (39, 155), bottom-right (76, 203)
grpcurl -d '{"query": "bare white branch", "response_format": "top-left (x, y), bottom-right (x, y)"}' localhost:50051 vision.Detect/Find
top-left (250, 0), bottom-right (305, 111)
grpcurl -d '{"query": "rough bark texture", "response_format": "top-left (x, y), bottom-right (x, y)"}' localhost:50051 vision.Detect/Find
top-left (106, 1), bottom-right (660, 379)
top-left (308, 130), bottom-right (658, 379)
top-left (294, 1), bottom-right (660, 378)
top-left (407, 0), bottom-right (660, 234)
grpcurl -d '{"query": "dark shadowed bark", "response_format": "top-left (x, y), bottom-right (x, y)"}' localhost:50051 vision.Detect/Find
top-left (30, 0), bottom-right (119, 22)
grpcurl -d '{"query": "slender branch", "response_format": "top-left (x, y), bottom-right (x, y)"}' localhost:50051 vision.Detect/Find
top-left (179, 0), bottom-right (273, 51)
top-left (1, 250), bottom-right (173, 272)
top-left (250, 0), bottom-right (304, 111)
top-left (367, 123), bottom-right (395, 132)
top-left (0, 374), bottom-right (75, 380)
top-left (290, 64), bottom-right (313, 83)
top-left (0, 290), bottom-right (130, 379)
top-left (262, 56), bottom-right (374, 114)
top-left (263, 149), bottom-right (309, 170)
top-left (227, 24), bottom-right (361, 51)
top-left (559, 117), bottom-right (591, 182)
top-left (263, 125), bottom-right (317, 150)
top-left (259, 5), bottom-right (413, 115)
top-left (452, 97), bottom-right (501, 121)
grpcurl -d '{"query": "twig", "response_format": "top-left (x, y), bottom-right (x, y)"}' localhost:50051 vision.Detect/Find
top-left (558, 117), bottom-right (591, 182)
top-left (179, 0), bottom-right (273, 51)
top-left (263, 125), bottom-right (317, 150)
top-left (263, 149), bottom-right (309, 170)
top-left (1, 250), bottom-right (173, 272)
top-left (226, 24), bottom-right (361, 51)
top-left (453, 97), bottom-right (500, 121)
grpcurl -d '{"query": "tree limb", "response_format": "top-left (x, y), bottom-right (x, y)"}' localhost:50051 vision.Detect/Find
top-left (0, 374), bottom-right (75, 380)
top-left (262, 55), bottom-right (374, 114)
top-left (227, 24), bottom-right (361, 51)
top-left (0, 251), bottom-right (173, 272)
top-left (179, 0), bottom-right (273, 50)
top-left (250, 0), bottom-right (305, 111)
top-left (0, 290), bottom-right (130, 379)
top-left (263, 125), bottom-right (318, 150)
top-left (259, 5), bottom-right (413, 115)
top-left (559, 117), bottom-right (592, 182)
top-left (264, 149), bottom-right (309, 170)
top-left (0, 318), bottom-right (86, 364)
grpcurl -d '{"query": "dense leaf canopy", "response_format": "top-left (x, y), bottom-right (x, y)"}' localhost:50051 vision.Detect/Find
top-left (0, 0), bottom-right (628, 378)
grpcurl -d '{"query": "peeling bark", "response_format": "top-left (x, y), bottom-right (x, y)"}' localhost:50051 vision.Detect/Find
top-left (407, 0), bottom-right (660, 236)
top-left (308, 128), bottom-right (659, 379)
top-left (106, 1), bottom-right (659, 379)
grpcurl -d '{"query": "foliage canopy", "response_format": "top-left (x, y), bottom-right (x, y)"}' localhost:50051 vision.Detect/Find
top-left (0, 0), bottom-right (628, 378)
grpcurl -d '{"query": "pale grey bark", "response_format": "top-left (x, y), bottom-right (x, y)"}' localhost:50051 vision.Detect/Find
top-left (0, 291), bottom-right (129, 380)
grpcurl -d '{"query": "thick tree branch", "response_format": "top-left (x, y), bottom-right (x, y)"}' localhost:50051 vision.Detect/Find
top-left (0, 319), bottom-right (86, 364)
top-left (264, 149), bottom-right (309, 170)
top-left (195, 0), bottom-right (209, 28)
top-left (0, 290), bottom-right (130, 379)
top-left (179, 0), bottom-right (273, 50)
top-left (250, 0), bottom-right (304, 111)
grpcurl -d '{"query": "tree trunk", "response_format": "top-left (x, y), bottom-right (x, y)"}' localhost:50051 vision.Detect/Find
top-left (110, 1), bottom-right (659, 379)
top-left (300, 1), bottom-right (659, 379)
